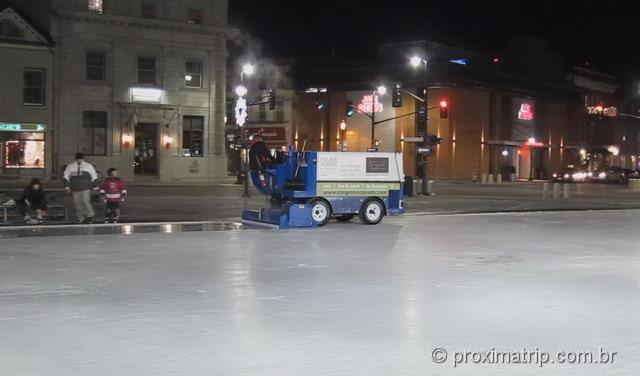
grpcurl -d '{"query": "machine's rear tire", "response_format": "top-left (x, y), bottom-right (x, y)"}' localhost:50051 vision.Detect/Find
top-left (335, 214), bottom-right (355, 222)
top-left (309, 199), bottom-right (331, 226)
top-left (359, 199), bottom-right (384, 225)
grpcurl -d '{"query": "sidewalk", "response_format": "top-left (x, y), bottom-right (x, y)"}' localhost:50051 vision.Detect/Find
top-left (2, 180), bottom-right (640, 225)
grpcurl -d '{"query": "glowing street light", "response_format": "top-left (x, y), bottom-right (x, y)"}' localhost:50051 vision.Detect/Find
top-left (527, 137), bottom-right (536, 144)
top-left (235, 85), bottom-right (248, 97)
top-left (376, 85), bottom-right (387, 96)
top-left (242, 63), bottom-right (255, 77)
top-left (340, 120), bottom-right (347, 131)
top-left (410, 56), bottom-right (426, 68)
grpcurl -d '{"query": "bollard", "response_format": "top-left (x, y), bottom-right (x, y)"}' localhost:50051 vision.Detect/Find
top-left (510, 173), bottom-right (517, 182)
top-left (481, 173), bottom-right (488, 185)
top-left (553, 183), bottom-right (561, 198)
top-left (496, 174), bottom-right (502, 184)
top-left (563, 183), bottom-right (570, 199)
top-left (427, 180), bottom-right (435, 196)
top-left (488, 174), bottom-right (494, 184)
top-left (472, 172), bottom-right (478, 183)
top-left (542, 182), bottom-right (550, 198)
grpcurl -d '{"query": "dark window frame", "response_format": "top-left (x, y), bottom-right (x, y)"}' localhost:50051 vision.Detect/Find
top-left (140, 1), bottom-right (158, 19)
top-left (81, 111), bottom-right (108, 156)
top-left (86, 51), bottom-right (106, 81)
top-left (185, 60), bottom-right (203, 88)
top-left (182, 116), bottom-right (204, 157)
top-left (188, 8), bottom-right (203, 24)
top-left (23, 69), bottom-right (46, 106)
top-left (137, 56), bottom-right (157, 85)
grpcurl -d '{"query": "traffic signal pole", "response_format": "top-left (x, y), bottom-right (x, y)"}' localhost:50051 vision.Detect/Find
top-left (420, 61), bottom-right (430, 195)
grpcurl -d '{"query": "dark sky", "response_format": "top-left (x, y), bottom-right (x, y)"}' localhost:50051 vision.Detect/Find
top-left (229, 0), bottom-right (640, 78)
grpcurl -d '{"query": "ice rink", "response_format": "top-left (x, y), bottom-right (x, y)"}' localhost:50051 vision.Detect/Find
top-left (1, 210), bottom-right (639, 375)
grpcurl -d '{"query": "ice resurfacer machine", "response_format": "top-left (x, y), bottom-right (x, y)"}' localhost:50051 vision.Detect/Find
top-left (242, 150), bottom-right (405, 228)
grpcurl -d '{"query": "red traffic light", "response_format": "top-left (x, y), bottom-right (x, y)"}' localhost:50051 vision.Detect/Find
top-left (439, 100), bottom-right (449, 119)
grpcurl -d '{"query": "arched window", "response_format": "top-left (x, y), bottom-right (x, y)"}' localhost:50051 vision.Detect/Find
top-left (0, 19), bottom-right (23, 38)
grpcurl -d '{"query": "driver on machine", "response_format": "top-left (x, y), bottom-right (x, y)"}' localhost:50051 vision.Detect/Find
top-left (249, 133), bottom-right (274, 187)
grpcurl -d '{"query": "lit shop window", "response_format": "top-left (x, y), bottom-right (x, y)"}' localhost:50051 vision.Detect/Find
top-left (88, 0), bottom-right (104, 14)
top-left (4, 133), bottom-right (45, 169)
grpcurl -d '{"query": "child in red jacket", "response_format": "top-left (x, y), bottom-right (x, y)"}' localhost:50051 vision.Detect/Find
top-left (100, 168), bottom-right (127, 223)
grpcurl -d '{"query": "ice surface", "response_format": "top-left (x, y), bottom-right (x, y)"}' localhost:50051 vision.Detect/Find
top-left (0, 210), bottom-right (639, 375)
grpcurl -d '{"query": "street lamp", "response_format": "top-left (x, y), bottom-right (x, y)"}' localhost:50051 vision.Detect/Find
top-left (236, 62), bottom-right (255, 197)
top-left (241, 63), bottom-right (255, 81)
top-left (410, 55), bottom-right (429, 194)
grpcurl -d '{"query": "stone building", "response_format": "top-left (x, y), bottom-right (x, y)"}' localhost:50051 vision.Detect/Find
top-left (0, 6), bottom-right (53, 178)
top-left (50, 0), bottom-right (235, 183)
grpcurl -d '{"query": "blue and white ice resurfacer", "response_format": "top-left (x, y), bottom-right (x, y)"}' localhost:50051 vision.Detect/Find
top-left (242, 149), bottom-right (405, 229)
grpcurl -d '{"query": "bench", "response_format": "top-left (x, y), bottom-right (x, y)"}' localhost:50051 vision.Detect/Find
top-left (1, 204), bottom-right (68, 224)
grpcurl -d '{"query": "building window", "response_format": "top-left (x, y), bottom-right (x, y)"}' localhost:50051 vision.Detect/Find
top-left (88, 0), bottom-right (104, 14)
top-left (3, 132), bottom-right (45, 169)
top-left (23, 69), bottom-right (45, 106)
top-left (276, 100), bottom-right (285, 122)
top-left (86, 51), bottom-right (106, 81)
top-left (182, 116), bottom-right (204, 157)
top-left (185, 61), bottom-right (203, 88)
top-left (0, 19), bottom-right (23, 38)
top-left (140, 1), bottom-right (157, 19)
top-left (188, 8), bottom-right (203, 24)
top-left (138, 57), bottom-right (156, 85)
top-left (81, 111), bottom-right (107, 155)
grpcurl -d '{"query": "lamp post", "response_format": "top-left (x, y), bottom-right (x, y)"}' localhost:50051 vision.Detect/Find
top-left (370, 85), bottom-right (387, 149)
top-left (237, 62), bottom-right (254, 197)
top-left (410, 55), bottom-right (429, 194)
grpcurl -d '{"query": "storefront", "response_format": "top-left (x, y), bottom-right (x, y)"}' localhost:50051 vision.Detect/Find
top-left (0, 122), bottom-right (47, 176)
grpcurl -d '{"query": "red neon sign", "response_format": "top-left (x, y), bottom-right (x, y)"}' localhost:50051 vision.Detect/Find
top-left (357, 95), bottom-right (384, 114)
top-left (518, 103), bottom-right (534, 121)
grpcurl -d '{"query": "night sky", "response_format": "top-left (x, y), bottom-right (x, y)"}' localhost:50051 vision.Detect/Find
top-left (230, 0), bottom-right (640, 78)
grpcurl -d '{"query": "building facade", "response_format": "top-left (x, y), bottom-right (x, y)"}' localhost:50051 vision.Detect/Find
top-left (287, 41), bottom-right (640, 181)
top-left (50, 0), bottom-right (234, 183)
top-left (0, 6), bottom-right (53, 178)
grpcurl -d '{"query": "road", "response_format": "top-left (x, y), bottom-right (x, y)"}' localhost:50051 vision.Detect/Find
top-left (1, 210), bottom-right (638, 375)
top-left (4, 181), bottom-right (640, 224)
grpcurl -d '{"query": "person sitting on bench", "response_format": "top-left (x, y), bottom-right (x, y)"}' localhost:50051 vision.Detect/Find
top-left (17, 178), bottom-right (48, 224)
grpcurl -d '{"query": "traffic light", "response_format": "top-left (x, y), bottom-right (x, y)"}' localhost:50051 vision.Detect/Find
top-left (268, 90), bottom-right (276, 110)
top-left (417, 101), bottom-right (427, 126)
top-left (315, 94), bottom-right (325, 110)
top-left (346, 101), bottom-right (356, 117)
top-left (392, 85), bottom-right (402, 107)
top-left (439, 99), bottom-right (448, 118)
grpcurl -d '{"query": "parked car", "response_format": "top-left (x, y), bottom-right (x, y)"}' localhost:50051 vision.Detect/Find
top-left (552, 167), bottom-right (592, 183)
top-left (593, 167), bottom-right (635, 184)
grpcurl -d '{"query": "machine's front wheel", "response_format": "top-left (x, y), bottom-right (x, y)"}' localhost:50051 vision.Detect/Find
top-left (359, 199), bottom-right (384, 225)
top-left (309, 199), bottom-right (332, 226)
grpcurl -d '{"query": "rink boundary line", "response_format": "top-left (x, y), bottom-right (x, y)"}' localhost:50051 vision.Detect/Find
top-left (0, 221), bottom-right (242, 231)
top-left (404, 207), bottom-right (640, 217)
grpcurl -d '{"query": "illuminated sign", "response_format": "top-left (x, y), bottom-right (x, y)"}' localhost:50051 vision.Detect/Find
top-left (587, 105), bottom-right (617, 117)
top-left (449, 58), bottom-right (468, 66)
top-left (235, 97), bottom-right (248, 126)
top-left (0, 123), bottom-right (46, 132)
top-left (357, 95), bottom-right (384, 114)
top-left (518, 103), bottom-right (535, 121)
top-left (130, 87), bottom-right (163, 103)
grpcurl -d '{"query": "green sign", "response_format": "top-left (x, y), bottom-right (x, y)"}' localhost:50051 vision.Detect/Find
top-left (317, 182), bottom-right (401, 197)
top-left (0, 123), bottom-right (46, 132)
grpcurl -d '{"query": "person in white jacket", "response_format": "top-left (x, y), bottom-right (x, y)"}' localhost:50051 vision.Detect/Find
top-left (63, 152), bottom-right (99, 223)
